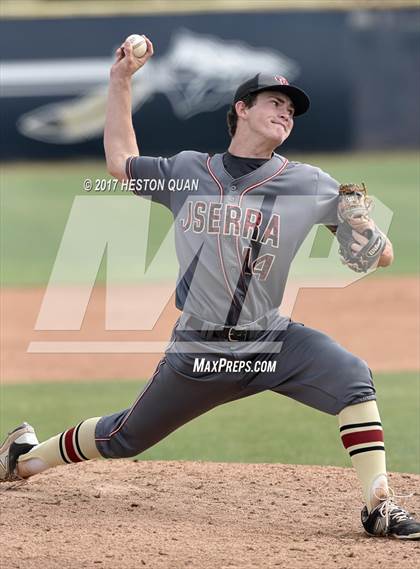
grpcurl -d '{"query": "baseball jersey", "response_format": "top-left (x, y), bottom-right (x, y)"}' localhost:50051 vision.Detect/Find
top-left (126, 151), bottom-right (339, 326)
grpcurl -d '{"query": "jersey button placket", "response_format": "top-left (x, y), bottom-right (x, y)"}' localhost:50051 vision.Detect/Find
top-left (229, 184), bottom-right (237, 202)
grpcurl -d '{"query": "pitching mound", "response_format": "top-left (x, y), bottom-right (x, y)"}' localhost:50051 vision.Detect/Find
top-left (1, 461), bottom-right (419, 568)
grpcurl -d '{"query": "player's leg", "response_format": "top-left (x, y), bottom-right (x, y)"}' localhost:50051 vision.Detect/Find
top-left (259, 322), bottom-right (420, 539)
top-left (5, 418), bottom-right (102, 480)
top-left (93, 357), bottom-right (249, 460)
top-left (0, 357), bottom-right (255, 481)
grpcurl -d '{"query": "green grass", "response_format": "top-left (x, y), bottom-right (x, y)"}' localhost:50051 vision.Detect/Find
top-left (297, 151), bottom-right (420, 276)
top-left (1, 152), bottom-right (419, 285)
top-left (1, 372), bottom-right (418, 473)
top-left (0, 161), bottom-right (174, 285)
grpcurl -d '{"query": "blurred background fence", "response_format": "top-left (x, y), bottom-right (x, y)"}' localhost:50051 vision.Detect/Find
top-left (1, 0), bottom-right (419, 159)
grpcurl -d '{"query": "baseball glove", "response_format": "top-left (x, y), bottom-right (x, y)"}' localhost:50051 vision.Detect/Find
top-left (336, 183), bottom-right (386, 273)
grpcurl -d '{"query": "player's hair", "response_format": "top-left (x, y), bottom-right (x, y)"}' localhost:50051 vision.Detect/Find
top-left (226, 93), bottom-right (258, 137)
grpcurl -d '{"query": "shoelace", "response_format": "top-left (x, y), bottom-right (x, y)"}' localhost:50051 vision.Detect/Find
top-left (379, 499), bottom-right (412, 526)
top-left (373, 485), bottom-right (415, 531)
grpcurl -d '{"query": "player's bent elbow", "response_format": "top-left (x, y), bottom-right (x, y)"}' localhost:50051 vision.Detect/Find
top-left (108, 167), bottom-right (127, 182)
top-left (106, 159), bottom-right (127, 182)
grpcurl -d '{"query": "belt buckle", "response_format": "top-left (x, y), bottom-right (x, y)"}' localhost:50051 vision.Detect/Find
top-left (228, 327), bottom-right (247, 342)
top-left (228, 327), bottom-right (237, 342)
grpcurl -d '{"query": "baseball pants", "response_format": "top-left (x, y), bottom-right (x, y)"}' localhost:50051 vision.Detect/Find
top-left (95, 322), bottom-right (376, 459)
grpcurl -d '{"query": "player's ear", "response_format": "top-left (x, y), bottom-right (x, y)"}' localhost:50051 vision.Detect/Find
top-left (235, 100), bottom-right (249, 119)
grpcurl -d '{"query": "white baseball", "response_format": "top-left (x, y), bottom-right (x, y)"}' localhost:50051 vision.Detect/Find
top-left (125, 34), bottom-right (147, 58)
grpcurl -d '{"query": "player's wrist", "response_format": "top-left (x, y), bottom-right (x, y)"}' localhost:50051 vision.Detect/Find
top-left (109, 68), bottom-right (133, 85)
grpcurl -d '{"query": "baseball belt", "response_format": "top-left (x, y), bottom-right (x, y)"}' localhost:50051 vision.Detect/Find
top-left (184, 315), bottom-right (271, 342)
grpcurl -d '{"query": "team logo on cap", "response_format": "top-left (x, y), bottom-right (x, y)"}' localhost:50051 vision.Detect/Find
top-left (274, 76), bottom-right (289, 85)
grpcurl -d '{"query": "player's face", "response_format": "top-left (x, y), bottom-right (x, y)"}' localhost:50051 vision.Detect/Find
top-left (247, 91), bottom-right (294, 145)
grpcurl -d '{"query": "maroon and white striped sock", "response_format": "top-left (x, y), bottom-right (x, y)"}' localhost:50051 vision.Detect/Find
top-left (340, 420), bottom-right (385, 457)
top-left (338, 401), bottom-right (388, 511)
top-left (18, 417), bottom-right (101, 472)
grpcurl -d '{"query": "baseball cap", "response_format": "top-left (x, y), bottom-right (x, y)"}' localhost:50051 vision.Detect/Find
top-left (233, 73), bottom-right (310, 116)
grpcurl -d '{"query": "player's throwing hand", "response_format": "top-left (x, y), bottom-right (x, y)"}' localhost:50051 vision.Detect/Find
top-left (111, 36), bottom-right (154, 78)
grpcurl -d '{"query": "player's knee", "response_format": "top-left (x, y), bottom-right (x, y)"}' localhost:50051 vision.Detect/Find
top-left (350, 355), bottom-right (372, 379)
top-left (340, 354), bottom-right (375, 407)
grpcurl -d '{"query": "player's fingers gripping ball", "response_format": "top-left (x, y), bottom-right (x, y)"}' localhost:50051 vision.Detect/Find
top-left (113, 34), bottom-right (153, 76)
top-left (125, 34), bottom-right (148, 58)
top-left (336, 182), bottom-right (386, 272)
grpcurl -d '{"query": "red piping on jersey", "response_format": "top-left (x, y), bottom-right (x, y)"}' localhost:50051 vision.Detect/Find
top-left (127, 155), bottom-right (135, 179)
top-left (236, 158), bottom-right (289, 281)
top-left (238, 158), bottom-right (289, 206)
top-left (95, 358), bottom-right (165, 442)
top-left (206, 155), bottom-right (238, 305)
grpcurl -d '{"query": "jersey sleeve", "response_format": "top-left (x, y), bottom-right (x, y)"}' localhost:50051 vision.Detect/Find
top-left (315, 168), bottom-right (340, 226)
top-left (126, 155), bottom-right (177, 208)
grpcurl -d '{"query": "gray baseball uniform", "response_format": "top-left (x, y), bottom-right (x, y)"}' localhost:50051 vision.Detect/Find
top-left (95, 151), bottom-right (375, 459)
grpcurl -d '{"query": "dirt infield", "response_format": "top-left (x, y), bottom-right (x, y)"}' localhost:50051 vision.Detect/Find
top-left (1, 278), bottom-right (419, 567)
top-left (1, 276), bottom-right (419, 383)
top-left (1, 461), bottom-right (419, 569)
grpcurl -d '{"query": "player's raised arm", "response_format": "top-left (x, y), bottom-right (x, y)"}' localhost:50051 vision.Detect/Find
top-left (104, 35), bottom-right (154, 180)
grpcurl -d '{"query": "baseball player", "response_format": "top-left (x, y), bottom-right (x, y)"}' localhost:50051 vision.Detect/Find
top-left (1, 37), bottom-right (419, 541)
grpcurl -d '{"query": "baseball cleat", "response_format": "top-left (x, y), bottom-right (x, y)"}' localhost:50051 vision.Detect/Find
top-left (361, 499), bottom-right (420, 540)
top-left (0, 422), bottom-right (39, 482)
